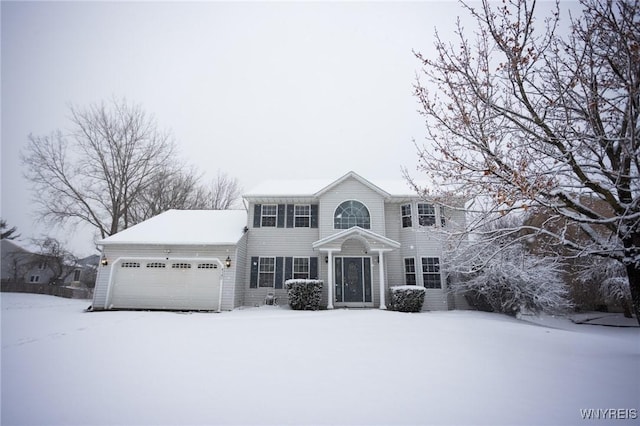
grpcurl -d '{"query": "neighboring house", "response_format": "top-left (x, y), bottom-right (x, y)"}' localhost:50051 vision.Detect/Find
top-left (92, 171), bottom-right (466, 312)
top-left (1, 239), bottom-right (55, 284)
top-left (64, 254), bottom-right (99, 288)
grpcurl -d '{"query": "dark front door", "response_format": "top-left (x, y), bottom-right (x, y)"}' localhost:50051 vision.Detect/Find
top-left (335, 257), bottom-right (372, 305)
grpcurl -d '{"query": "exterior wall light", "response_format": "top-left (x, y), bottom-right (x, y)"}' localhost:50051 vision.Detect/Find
top-left (100, 257), bottom-right (108, 266)
top-left (225, 256), bottom-right (232, 268)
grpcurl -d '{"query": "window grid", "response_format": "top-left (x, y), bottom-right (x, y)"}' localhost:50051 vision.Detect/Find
top-left (261, 204), bottom-right (277, 227)
top-left (401, 204), bottom-right (412, 228)
top-left (418, 203), bottom-right (436, 227)
top-left (334, 200), bottom-right (370, 229)
top-left (146, 262), bottom-right (166, 268)
top-left (421, 257), bottom-right (441, 289)
top-left (259, 257), bottom-right (275, 288)
top-left (294, 205), bottom-right (311, 228)
top-left (121, 262), bottom-right (140, 268)
top-left (293, 257), bottom-right (310, 279)
top-left (29, 275), bottom-right (40, 283)
top-left (404, 258), bottom-right (417, 285)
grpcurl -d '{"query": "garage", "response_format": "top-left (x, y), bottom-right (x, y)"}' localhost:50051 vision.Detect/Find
top-left (109, 259), bottom-right (222, 311)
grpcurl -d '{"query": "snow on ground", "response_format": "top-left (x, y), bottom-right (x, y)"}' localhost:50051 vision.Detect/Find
top-left (1, 293), bottom-right (638, 426)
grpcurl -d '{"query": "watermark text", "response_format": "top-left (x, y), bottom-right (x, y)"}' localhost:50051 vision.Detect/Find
top-left (580, 408), bottom-right (637, 420)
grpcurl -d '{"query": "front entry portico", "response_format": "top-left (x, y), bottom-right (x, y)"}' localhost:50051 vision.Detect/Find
top-left (312, 226), bottom-right (400, 309)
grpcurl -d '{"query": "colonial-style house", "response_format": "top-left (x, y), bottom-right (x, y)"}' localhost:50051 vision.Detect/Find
top-left (91, 171), bottom-right (466, 312)
top-left (1, 239), bottom-right (55, 284)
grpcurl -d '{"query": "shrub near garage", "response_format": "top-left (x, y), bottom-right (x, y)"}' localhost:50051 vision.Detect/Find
top-left (389, 286), bottom-right (426, 312)
top-left (285, 279), bottom-right (323, 310)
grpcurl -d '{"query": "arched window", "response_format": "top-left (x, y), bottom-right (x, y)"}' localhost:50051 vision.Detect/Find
top-left (334, 200), bottom-right (370, 229)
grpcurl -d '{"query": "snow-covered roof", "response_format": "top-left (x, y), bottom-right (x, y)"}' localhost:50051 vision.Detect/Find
top-left (99, 210), bottom-right (248, 246)
top-left (1, 239), bottom-right (39, 254)
top-left (243, 171), bottom-right (422, 199)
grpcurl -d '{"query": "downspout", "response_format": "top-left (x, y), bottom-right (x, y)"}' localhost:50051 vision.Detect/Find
top-left (217, 265), bottom-right (225, 313)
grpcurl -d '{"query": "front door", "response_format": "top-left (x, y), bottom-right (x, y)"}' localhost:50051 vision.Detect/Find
top-left (335, 257), bottom-right (372, 306)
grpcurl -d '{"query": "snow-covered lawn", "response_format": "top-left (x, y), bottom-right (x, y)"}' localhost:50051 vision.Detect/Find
top-left (2, 293), bottom-right (638, 426)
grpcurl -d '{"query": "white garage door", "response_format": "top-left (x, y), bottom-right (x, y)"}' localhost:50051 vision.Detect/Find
top-left (110, 259), bottom-right (222, 310)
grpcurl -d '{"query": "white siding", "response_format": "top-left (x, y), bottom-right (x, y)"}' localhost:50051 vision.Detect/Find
top-left (384, 201), bottom-right (453, 311)
top-left (232, 233), bottom-right (248, 308)
top-left (319, 177), bottom-right (386, 238)
top-left (92, 262), bottom-right (111, 309)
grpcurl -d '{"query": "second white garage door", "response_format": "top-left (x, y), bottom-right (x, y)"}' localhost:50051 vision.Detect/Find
top-left (109, 259), bottom-right (222, 310)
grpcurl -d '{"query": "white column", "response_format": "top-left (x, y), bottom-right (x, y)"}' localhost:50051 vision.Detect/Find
top-left (326, 250), bottom-right (334, 309)
top-left (378, 250), bottom-right (386, 310)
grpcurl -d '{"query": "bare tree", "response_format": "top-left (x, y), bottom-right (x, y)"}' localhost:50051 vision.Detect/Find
top-left (31, 237), bottom-right (78, 285)
top-left (128, 166), bottom-right (205, 223)
top-left (204, 170), bottom-right (242, 210)
top-left (23, 98), bottom-right (176, 238)
top-left (410, 0), bottom-right (640, 323)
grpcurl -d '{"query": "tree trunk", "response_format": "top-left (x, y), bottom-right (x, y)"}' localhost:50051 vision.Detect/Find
top-left (626, 263), bottom-right (640, 326)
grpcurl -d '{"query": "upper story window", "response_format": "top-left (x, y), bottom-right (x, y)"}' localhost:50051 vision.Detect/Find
top-left (418, 203), bottom-right (436, 227)
top-left (294, 205), bottom-right (311, 228)
top-left (401, 204), bottom-right (412, 228)
top-left (334, 200), bottom-right (370, 229)
top-left (261, 204), bottom-right (278, 227)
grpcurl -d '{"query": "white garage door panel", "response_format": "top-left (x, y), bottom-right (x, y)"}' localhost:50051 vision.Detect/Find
top-left (110, 260), bottom-right (221, 310)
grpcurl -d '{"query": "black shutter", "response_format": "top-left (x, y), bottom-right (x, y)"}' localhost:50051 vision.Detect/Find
top-left (277, 204), bottom-right (285, 228)
top-left (310, 204), bottom-right (319, 228)
top-left (250, 257), bottom-right (259, 288)
top-left (310, 257), bottom-right (318, 279)
top-left (286, 204), bottom-right (294, 228)
top-left (284, 257), bottom-right (293, 282)
top-left (275, 257), bottom-right (284, 289)
top-left (253, 204), bottom-right (262, 228)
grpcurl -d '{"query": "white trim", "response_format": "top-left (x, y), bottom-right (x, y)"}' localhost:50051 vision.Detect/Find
top-left (104, 256), bottom-right (225, 310)
top-left (292, 256), bottom-right (310, 279)
top-left (376, 250), bottom-right (386, 309)
top-left (315, 171), bottom-right (391, 199)
top-left (421, 256), bottom-right (442, 289)
top-left (261, 204), bottom-right (278, 227)
top-left (293, 204), bottom-right (311, 228)
top-left (257, 256), bottom-right (276, 288)
top-left (320, 249), bottom-right (337, 309)
top-left (403, 257), bottom-right (417, 285)
top-left (312, 226), bottom-right (401, 251)
top-left (333, 199), bottom-right (371, 230)
top-left (333, 256), bottom-right (374, 308)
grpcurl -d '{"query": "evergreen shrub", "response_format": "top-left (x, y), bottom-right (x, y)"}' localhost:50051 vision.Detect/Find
top-left (389, 286), bottom-right (426, 312)
top-left (285, 279), bottom-right (323, 310)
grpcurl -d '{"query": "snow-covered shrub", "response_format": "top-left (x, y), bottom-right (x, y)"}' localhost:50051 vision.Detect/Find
top-left (285, 279), bottom-right (323, 310)
top-left (577, 258), bottom-right (632, 317)
top-left (450, 248), bottom-right (572, 316)
top-left (388, 286), bottom-right (426, 312)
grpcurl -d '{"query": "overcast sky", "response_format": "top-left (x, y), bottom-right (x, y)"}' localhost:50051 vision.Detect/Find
top-left (1, 0), bottom-right (568, 256)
